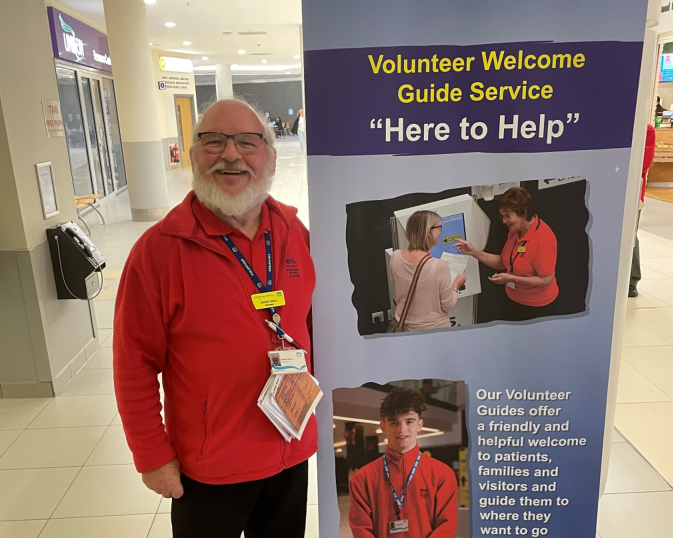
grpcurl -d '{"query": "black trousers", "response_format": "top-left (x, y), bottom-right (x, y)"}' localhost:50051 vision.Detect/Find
top-left (505, 297), bottom-right (560, 322)
top-left (171, 461), bottom-right (309, 538)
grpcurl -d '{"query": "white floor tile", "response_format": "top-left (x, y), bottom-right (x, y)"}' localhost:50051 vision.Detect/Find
top-left (621, 346), bottom-right (673, 399)
top-left (0, 520), bottom-right (46, 538)
top-left (0, 427), bottom-right (106, 469)
top-left (0, 467), bottom-right (79, 521)
top-left (84, 347), bottom-right (113, 369)
top-left (305, 504), bottom-right (319, 538)
top-left (641, 258), bottom-right (673, 278)
top-left (58, 369), bottom-right (115, 396)
top-left (0, 431), bottom-right (21, 458)
top-left (615, 402), bottom-right (673, 485)
top-left (639, 264), bottom-right (669, 279)
top-left (100, 331), bottom-right (114, 348)
top-left (638, 279), bottom-right (673, 306)
top-left (616, 362), bottom-right (672, 403)
top-left (597, 491), bottom-right (673, 538)
top-left (308, 453), bottom-right (318, 506)
top-left (626, 289), bottom-right (669, 309)
top-left (147, 514), bottom-right (171, 538)
top-left (53, 464), bottom-right (161, 518)
top-left (157, 496), bottom-right (171, 514)
top-left (85, 426), bottom-right (133, 466)
top-left (97, 328), bottom-right (113, 345)
top-left (612, 429), bottom-right (626, 443)
top-left (28, 396), bottom-right (117, 429)
top-left (621, 316), bottom-right (672, 347)
top-left (605, 442), bottom-right (671, 493)
top-left (627, 307), bottom-right (673, 343)
top-left (0, 399), bottom-right (51, 430)
top-left (110, 413), bottom-right (123, 426)
top-left (96, 313), bottom-right (114, 330)
top-left (39, 514), bottom-right (154, 538)
top-left (93, 301), bottom-right (116, 315)
top-left (639, 245), bottom-right (670, 259)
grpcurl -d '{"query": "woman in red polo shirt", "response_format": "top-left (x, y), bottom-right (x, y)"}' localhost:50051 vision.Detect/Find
top-left (454, 187), bottom-right (559, 321)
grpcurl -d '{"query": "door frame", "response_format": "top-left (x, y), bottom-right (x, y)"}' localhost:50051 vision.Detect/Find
top-left (173, 94), bottom-right (197, 162)
top-left (55, 60), bottom-right (127, 202)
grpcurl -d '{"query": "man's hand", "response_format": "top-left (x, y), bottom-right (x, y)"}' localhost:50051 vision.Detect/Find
top-left (142, 458), bottom-right (184, 499)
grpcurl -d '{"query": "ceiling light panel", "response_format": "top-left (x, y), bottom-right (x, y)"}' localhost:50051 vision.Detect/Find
top-left (238, 31), bottom-right (267, 36)
top-left (165, 22), bottom-right (176, 27)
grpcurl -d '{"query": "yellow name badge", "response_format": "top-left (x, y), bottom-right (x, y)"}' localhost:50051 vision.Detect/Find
top-left (443, 234), bottom-right (463, 244)
top-left (517, 246), bottom-right (526, 253)
top-left (251, 290), bottom-right (286, 310)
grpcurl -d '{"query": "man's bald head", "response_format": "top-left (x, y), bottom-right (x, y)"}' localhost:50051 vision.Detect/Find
top-left (192, 99), bottom-right (275, 148)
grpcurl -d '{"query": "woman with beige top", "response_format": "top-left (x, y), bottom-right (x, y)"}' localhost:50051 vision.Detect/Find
top-left (389, 210), bottom-right (467, 331)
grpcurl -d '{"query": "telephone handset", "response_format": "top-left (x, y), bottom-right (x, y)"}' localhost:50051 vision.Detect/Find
top-left (46, 222), bottom-right (107, 300)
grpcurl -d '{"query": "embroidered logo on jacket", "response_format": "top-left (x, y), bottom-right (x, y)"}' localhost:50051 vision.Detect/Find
top-left (286, 258), bottom-right (300, 278)
top-left (419, 488), bottom-right (429, 499)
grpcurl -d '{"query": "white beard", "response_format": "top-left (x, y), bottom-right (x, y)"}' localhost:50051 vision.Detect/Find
top-left (192, 161), bottom-right (274, 217)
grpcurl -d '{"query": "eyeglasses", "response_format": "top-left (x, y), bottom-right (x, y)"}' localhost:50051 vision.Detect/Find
top-left (431, 225), bottom-right (443, 232)
top-left (197, 132), bottom-right (267, 155)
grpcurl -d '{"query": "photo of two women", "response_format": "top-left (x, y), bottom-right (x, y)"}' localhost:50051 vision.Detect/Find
top-left (345, 178), bottom-right (589, 336)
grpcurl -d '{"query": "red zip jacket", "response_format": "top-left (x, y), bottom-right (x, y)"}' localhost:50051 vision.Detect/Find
top-left (349, 445), bottom-right (457, 538)
top-left (113, 191), bottom-right (317, 484)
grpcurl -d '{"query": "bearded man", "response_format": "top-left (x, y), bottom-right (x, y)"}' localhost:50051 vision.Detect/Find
top-left (113, 99), bottom-right (317, 538)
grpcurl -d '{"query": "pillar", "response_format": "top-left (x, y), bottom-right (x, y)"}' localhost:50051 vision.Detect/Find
top-left (102, 0), bottom-right (169, 222)
top-left (216, 64), bottom-right (234, 100)
top-left (0, 0), bottom-right (99, 397)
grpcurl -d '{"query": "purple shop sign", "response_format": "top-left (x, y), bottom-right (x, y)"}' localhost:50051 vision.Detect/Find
top-left (47, 7), bottom-right (112, 73)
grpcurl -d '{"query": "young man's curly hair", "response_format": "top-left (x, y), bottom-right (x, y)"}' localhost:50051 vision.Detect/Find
top-left (380, 387), bottom-right (427, 420)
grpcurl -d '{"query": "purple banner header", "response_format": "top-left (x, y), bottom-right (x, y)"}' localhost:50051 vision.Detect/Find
top-left (304, 40), bottom-right (642, 156)
top-left (47, 7), bottom-right (112, 73)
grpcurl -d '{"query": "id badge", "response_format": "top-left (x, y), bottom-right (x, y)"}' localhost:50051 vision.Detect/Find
top-left (268, 349), bottom-right (307, 374)
top-left (251, 290), bottom-right (285, 310)
top-left (517, 246), bottom-right (526, 253)
top-left (507, 282), bottom-right (516, 289)
top-left (389, 519), bottom-right (409, 534)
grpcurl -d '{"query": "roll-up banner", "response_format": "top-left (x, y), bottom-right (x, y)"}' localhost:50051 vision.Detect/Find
top-left (303, 1), bottom-right (650, 537)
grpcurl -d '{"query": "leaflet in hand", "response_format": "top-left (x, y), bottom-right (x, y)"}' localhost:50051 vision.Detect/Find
top-left (441, 251), bottom-right (468, 277)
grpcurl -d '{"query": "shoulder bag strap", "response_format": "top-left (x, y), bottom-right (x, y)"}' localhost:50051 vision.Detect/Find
top-left (397, 254), bottom-right (432, 332)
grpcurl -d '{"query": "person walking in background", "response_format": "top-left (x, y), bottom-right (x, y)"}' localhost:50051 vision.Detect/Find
top-left (389, 210), bottom-right (466, 332)
top-left (629, 123), bottom-right (656, 297)
top-left (455, 187), bottom-right (559, 321)
top-left (292, 109), bottom-right (306, 152)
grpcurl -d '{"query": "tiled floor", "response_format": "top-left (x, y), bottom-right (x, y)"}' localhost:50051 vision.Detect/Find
top-left (1, 142), bottom-right (672, 537)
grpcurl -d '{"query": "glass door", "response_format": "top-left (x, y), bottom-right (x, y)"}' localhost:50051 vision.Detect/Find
top-left (90, 78), bottom-right (115, 195)
top-left (80, 76), bottom-right (107, 196)
top-left (101, 78), bottom-right (127, 190)
top-left (56, 67), bottom-right (95, 196)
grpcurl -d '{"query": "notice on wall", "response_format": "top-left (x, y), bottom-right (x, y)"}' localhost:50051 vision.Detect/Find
top-left (158, 75), bottom-right (190, 91)
top-left (301, 1), bottom-right (649, 537)
top-left (42, 100), bottom-right (64, 138)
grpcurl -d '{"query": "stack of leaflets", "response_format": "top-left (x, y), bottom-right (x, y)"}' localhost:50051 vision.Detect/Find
top-left (258, 349), bottom-right (323, 441)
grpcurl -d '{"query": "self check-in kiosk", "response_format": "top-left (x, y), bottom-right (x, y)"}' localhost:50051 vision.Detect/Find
top-left (386, 194), bottom-right (491, 328)
top-left (47, 222), bottom-right (106, 300)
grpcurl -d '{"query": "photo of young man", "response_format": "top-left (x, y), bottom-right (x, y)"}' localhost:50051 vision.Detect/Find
top-left (348, 388), bottom-right (458, 537)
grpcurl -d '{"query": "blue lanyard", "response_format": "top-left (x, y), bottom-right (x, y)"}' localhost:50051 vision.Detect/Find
top-left (508, 217), bottom-right (541, 273)
top-left (382, 451), bottom-right (421, 519)
top-left (221, 231), bottom-right (285, 337)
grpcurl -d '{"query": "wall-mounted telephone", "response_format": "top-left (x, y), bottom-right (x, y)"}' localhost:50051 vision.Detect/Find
top-left (46, 222), bottom-right (106, 300)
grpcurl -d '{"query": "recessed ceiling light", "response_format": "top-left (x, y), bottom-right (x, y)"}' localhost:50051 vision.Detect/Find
top-left (261, 60), bottom-right (267, 64)
top-left (238, 49), bottom-right (246, 55)
top-left (144, 0), bottom-right (156, 4)
top-left (285, 71), bottom-right (291, 74)
top-left (202, 56), bottom-right (209, 60)
top-left (183, 41), bottom-right (192, 45)
top-left (294, 54), bottom-right (300, 59)
top-left (149, 42), bottom-right (153, 45)
top-left (165, 22), bottom-right (176, 27)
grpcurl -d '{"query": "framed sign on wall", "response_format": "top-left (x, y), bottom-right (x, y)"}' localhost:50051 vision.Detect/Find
top-left (35, 162), bottom-right (59, 219)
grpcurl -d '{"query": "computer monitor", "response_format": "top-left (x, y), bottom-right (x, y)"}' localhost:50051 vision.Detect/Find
top-left (430, 213), bottom-right (467, 258)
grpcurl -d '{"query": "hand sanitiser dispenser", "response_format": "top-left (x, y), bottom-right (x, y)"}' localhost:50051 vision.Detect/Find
top-left (47, 222), bottom-right (106, 300)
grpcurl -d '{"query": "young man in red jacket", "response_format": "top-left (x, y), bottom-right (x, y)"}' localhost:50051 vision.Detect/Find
top-left (113, 98), bottom-right (316, 537)
top-left (349, 388), bottom-right (458, 538)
